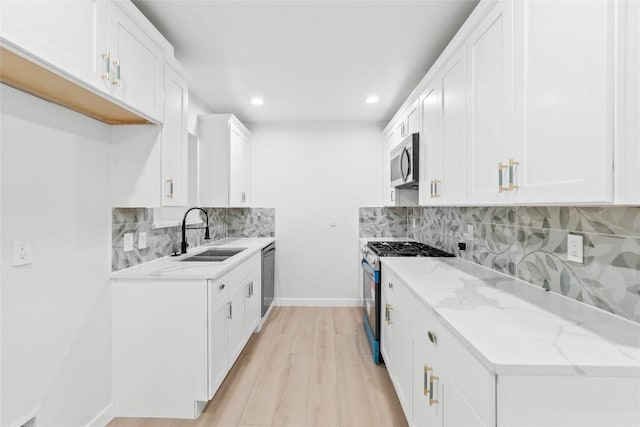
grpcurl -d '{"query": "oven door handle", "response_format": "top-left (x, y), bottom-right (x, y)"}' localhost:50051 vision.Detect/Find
top-left (361, 259), bottom-right (376, 275)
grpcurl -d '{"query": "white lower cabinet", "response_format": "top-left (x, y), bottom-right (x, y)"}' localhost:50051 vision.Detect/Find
top-left (113, 252), bottom-right (263, 419)
top-left (383, 264), bottom-right (639, 427)
top-left (381, 269), bottom-right (413, 419)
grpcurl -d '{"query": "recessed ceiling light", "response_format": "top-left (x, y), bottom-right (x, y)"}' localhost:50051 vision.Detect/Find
top-left (366, 95), bottom-right (379, 104)
top-left (251, 97), bottom-right (264, 106)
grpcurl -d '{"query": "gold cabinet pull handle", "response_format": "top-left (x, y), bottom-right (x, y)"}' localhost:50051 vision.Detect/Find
top-left (101, 52), bottom-right (110, 81)
top-left (112, 59), bottom-right (121, 87)
top-left (433, 179), bottom-right (441, 198)
top-left (498, 162), bottom-right (508, 193)
top-left (509, 158), bottom-right (520, 191)
top-left (423, 365), bottom-right (432, 396)
top-left (165, 178), bottom-right (174, 199)
top-left (386, 304), bottom-right (393, 324)
top-left (429, 374), bottom-right (440, 406)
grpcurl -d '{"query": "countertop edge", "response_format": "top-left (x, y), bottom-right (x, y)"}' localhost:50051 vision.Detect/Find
top-left (110, 238), bottom-right (275, 281)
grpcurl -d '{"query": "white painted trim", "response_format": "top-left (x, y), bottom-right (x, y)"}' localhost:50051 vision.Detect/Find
top-left (85, 403), bottom-right (113, 427)
top-left (275, 298), bottom-right (363, 307)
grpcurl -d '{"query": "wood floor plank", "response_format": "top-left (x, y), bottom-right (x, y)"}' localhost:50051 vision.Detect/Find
top-left (272, 354), bottom-right (312, 426)
top-left (365, 363), bottom-right (409, 427)
top-left (238, 333), bottom-right (294, 425)
top-left (202, 394), bottom-right (248, 426)
top-left (336, 361), bottom-right (375, 426)
top-left (332, 307), bottom-right (362, 335)
top-left (107, 418), bottom-right (146, 427)
top-left (310, 310), bottom-right (337, 384)
top-left (306, 383), bottom-right (341, 427)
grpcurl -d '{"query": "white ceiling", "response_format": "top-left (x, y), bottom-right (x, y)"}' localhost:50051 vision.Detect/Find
top-left (133, 0), bottom-right (478, 125)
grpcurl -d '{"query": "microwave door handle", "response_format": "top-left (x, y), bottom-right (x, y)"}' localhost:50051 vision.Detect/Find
top-left (401, 147), bottom-right (411, 181)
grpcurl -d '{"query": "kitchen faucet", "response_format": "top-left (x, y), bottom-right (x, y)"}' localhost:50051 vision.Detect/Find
top-left (181, 207), bottom-right (211, 254)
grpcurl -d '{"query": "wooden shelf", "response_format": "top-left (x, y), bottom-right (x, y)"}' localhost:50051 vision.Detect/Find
top-left (0, 46), bottom-right (150, 125)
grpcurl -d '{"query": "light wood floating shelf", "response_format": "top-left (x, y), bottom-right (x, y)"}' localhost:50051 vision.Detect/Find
top-left (0, 47), bottom-right (150, 125)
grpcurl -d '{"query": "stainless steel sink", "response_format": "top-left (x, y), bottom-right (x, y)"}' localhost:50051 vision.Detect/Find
top-left (180, 247), bottom-right (246, 262)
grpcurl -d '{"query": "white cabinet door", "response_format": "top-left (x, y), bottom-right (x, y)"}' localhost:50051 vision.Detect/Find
top-left (407, 100), bottom-right (421, 135)
top-left (393, 289), bottom-right (413, 419)
top-left (228, 284), bottom-right (246, 363)
top-left (420, 83), bottom-right (443, 205)
top-left (413, 335), bottom-right (443, 427)
top-left (208, 296), bottom-right (228, 399)
top-left (441, 375), bottom-right (485, 427)
top-left (107, 1), bottom-right (163, 122)
top-left (383, 129), bottom-right (396, 205)
top-left (229, 125), bottom-right (244, 207)
top-left (161, 65), bottom-right (188, 206)
top-left (466, 1), bottom-right (513, 205)
top-left (380, 283), bottom-right (395, 369)
top-left (244, 272), bottom-right (261, 337)
top-left (439, 49), bottom-right (467, 204)
top-left (0, 0), bottom-right (108, 91)
top-left (511, 0), bottom-right (615, 204)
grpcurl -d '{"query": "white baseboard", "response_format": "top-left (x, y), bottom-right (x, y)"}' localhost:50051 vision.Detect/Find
top-left (275, 298), bottom-right (363, 307)
top-left (86, 403), bottom-right (113, 427)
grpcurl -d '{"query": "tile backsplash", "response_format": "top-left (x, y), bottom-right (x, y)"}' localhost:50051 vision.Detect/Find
top-left (359, 206), bottom-right (640, 323)
top-left (112, 207), bottom-right (275, 271)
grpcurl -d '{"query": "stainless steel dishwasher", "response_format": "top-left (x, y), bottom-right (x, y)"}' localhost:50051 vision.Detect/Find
top-left (261, 243), bottom-right (275, 317)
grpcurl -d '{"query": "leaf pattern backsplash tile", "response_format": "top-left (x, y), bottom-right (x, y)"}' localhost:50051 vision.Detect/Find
top-left (112, 207), bottom-right (275, 272)
top-left (380, 205), bottom-right (640, 323)
top-left (359, 207), bottom-right (408, 238)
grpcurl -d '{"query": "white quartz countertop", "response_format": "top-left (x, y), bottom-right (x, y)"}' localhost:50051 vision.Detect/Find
top-left (111, 238), bottom-right (275, 280)
top-left (382, 257), bottom-right (640, 377)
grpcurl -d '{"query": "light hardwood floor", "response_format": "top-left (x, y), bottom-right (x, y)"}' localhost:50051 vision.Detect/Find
top-left (108, 307), bottom-right (408, 427)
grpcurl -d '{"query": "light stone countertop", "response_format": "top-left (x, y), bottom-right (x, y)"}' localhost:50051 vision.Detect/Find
top-left (382, 257), bottom-right (640, 377)
top-left (111, 238), bottom-right (275, 280)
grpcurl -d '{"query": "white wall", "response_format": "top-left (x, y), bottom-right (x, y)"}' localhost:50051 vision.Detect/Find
top-left (250, 122), bottom-right (382, 305)
top-left (1, 85), bottom-right (112, 427)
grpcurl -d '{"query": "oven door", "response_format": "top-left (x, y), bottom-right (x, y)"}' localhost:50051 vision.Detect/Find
top-left (361, 259), bottom-right (380, 339)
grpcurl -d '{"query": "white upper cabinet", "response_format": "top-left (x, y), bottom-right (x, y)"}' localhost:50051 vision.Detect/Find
top-left (466, 0), bottom-right (513, 205)
top-left (161, 64), bottom-right (189, 206)
top-left (511, 0), bottom-right (616, 204)
top-left (383, 128), bottom-right (397, 205)
top-left (199, 114), bottom-right (252, 207)
top-left (0, 0), bottom-right (108, 91)
top-left (420, 48), bottom-right (468, 205)
top-left (107, 1), bottom-right (164, 122)
top-left (229, 128), bottom-right (251, 206)
top-left (420, 83), bottom-right (443, 205)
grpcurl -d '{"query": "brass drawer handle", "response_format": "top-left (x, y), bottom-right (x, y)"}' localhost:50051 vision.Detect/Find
top-left (429, 374), bottom-right (440, 406)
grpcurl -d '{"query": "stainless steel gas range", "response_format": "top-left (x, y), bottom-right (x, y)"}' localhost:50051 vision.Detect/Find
top-left (361, 241), bottom-right (454, 364)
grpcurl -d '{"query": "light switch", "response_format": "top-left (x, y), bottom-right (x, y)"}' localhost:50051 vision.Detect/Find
top-left (124, 233), bottom-right (134, 252)
top-left (138, 232), bottom-right (147, 249)
top-left (329, 216), bottom-right (337, 227)
top-left (12, 240), bottom-right (32, 266)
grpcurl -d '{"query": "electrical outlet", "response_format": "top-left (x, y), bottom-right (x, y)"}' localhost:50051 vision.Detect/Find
top-left (138, 232), bottom-right (147, 249)
top-left (12, 240), bottom-right (33, 266)
top-left (124, 233), bottom-right (134, 252)
top-left (463, 224), bottom-right (474, 240)
top-left (567, 234), bottom-right (584, 263)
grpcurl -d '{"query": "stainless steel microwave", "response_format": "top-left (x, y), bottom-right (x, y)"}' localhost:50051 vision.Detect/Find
top-left (390, 133), bottom-right (419, 189)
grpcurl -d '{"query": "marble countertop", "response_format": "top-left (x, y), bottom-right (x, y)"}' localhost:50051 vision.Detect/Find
top-left (111, 238), bottom-right (275, 280)
top-left (382, 257), bottom-right (640, 377)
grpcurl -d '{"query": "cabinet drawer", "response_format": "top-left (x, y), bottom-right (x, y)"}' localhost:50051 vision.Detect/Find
top-left (208, 275), bottom-right (229, 306)
top-left (411, 298), bottom-right (495, 426)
